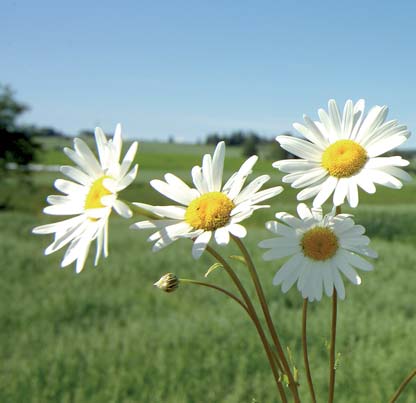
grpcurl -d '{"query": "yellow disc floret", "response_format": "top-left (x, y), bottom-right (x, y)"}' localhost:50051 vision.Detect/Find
top-left (84, 176), bottom-right (113, 210)
top-left (185, 192), bottom-right (235, 231)
top-left (321, 140), bottom-right (367, 178)
top-left (301, 226), bottom-right (339, 261)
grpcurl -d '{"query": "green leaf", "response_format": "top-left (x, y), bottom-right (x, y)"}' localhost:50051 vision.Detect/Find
top-left (204, 263), bottom-right (223, 277)
top-left (229, 255), bottom-right (247, 266)
top-left (279, 374), bottom-right (290, 387)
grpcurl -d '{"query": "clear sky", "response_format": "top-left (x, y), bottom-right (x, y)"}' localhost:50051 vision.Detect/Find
top-left (2, 0), bottom-right (416, 147)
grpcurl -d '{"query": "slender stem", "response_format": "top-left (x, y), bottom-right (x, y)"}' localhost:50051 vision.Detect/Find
top-left (205, 245), bottom-right (288, 403)
top-left (180, 279), bottom-right (248, 313)
top-left (270, 346), bottom-right (285, 375)
top-left (389, 368), bottom-right (416, 403)
top-left (328, 289), bottom-right (338, 403)
top-left (328, 204), bottom-right (341, 403)
top-left (232, 235), bottom-right (301, 403)
top-left (302, 298), bottom-right (317, 403)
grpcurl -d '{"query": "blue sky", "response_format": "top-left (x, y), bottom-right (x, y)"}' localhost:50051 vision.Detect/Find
top-left (2, 0), bottom-right (416, 147)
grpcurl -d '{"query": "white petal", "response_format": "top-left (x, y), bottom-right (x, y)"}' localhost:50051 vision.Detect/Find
top-left (273, 212), bottom-right (304, 229)
top-left (297, 183), bottom-right (323, 201)
top-left (366, 169), bottom-right (403, 189)
top-left (226, 156), bottom-right (258, 200)
top-left (281, 264), bottom-right (303, 293)
top-left (113, 200), bottom-right (132, 218)
top-left (328, 99), bottom-right (342, 137)
top-left (344, 251), bottom-right (373, 271)
top-left (336, 258), bottom-right (362, 285)
top-left (273, 159), bottom-right (319, 173)
top-left (333, 178), bottom-right (349, 206)
top-left (192, 231), bottom-right (212, 259)
top-left (276, 136), bottom-right (322, 162)
top-left (313, 176), bottom-right (338, 207)
top-left (332, 269), bottom-right (346, 299)
top-left (202, 154), bottom-right (214, 192)
top-left (346, 179), bottom-right (359, 208)
top-left (94, 127), bottom-right (108, 167)
top-left (133, 203), bottom-right (186, 220)
top-left (165, 173), bottom-right (200, 198)
top-left (293, 117), bottom-right (327, 148)
top-left (297, 203), bottom-right (312, 220)
top-left (322, 262), bottom-right (334, 297)
top-left (60, 166), bottom-right (91, 186)
top-left (33, 215), bottom-right (84, 234)
top-left (73, 138), bottom-right (102, 175)
top-left (191, 166), bottom-right (208, 194)
top-left (45, 220), bottom-right (88, 254)
top-left (212, 142), bottom-right (225, 191)
top-left (54, 179), bottom-right (85, 195)
top-left (272, 253), bottom-right (303, 286)
top-left (227, 223), bottom-right (247, 238)
top-left (264, 221), bottom-right (296, 237)
top-left (150, 179), bottom-right (196, 205)
top-left (354, 105), bottom-right (388, 144)
top-left (235, 186), bottom-right (283, 208)
top-left (112, 123), bottom-right (122, 162)
top-left (130, 219), bottom-right (180, 230)
top-left (381, 166), bottom-right (412, 182)
top-left (341, 100), bottom-right (354, 138)
top-left (214, 227), bottom-right (230, 245)
top-left (262, 246), bottom-right (300, 261)
top-left (117, 165), bottom-right (138, 190)
top-left (233, 175), bottom-right (270, 204)
top-left (366, 135), bottom-right (409, 157)
top-left (119, 141), bottom-right (138, 178)
top-left (43, 204), bottom-right (84, 216)
top-left (291, 168), bottom-right (328, 189)
top-left (356, 172), bottom-right (376, 194)
top-left (94, 226), bottom-right (105, 266)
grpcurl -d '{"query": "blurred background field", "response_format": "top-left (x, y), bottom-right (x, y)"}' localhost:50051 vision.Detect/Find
top-left (1, 136), bottom-right (415, 403)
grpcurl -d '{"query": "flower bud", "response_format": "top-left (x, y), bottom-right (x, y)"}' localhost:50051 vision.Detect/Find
top-left (154, 273), bottom-right (179, 293)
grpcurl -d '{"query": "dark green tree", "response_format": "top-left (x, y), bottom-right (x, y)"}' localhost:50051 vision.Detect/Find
top-left (242, 134), bottom-right (259, 157)
top-left (0, 84), bottom-right (38, 168)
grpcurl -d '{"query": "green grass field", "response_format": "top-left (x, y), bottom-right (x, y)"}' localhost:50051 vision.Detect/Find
top-left (1, 139), bottom-right (415, 402)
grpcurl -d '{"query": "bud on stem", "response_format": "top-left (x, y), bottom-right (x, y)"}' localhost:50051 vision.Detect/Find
top-left (154, 273), bottom-right (179, 293)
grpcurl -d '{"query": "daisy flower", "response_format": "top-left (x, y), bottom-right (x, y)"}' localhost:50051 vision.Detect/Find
top-left (274, 99), bottom-right (411, 208)
top-left (131, 141), bottom-right (283, 259)
top-left (259, 203), bottom-right (377, 301)
top-left (33, 124), bottom-right (138, 273)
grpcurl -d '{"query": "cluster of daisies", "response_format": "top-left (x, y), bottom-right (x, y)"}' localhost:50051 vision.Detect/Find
top-left (34, 99), bottom-right (411, 301)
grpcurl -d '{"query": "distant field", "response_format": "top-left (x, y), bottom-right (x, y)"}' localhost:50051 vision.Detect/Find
top-left (1, 138), bottom-right (415, 402)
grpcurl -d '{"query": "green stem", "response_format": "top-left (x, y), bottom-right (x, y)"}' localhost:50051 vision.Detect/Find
top-left (232, 235), bottom-right (301, 403)
top-left (180, 279), bottom-right (248, 313)
top-left (205, 245), bottom-right (288, 403)
top-left (389, 368), bottom-right (416, 403)
top-left (328, 289), bottom-right (338, 403)
top-left (302, 298), bottom-right (317, 403)
top-left (327, 205), bottom-right (342, 403)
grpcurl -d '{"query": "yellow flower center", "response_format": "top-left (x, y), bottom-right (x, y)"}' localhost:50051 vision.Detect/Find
top-left (84, 176), bottom-right (113, 210)
top-left (301, 227), bottom-right (339, 261)
top-left (185, 192), bottom-right (235, 231)
top-left (321, 140), bottom-right (367, 178)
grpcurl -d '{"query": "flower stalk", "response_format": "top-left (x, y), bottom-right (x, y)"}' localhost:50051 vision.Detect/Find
top-left (232, 235), bottom-right (301, 402)
top-left (328, 289), bottom-right (338, 403)
top-left (205, 245), bottom-right (288, 402)
top-left (302, 298), bottom-right (317, 403)
top-left (389, 368), bottom-right (416, 403)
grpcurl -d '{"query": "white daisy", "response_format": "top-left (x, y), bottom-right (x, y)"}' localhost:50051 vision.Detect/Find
top-left (259, 203), bottom-right (377, 301)
top-left (131, 141), bottom-right (283, 259)
top-left (274, 99), bottom-right (411, 208)
top-left (33, 124), bottom-right (138, 273)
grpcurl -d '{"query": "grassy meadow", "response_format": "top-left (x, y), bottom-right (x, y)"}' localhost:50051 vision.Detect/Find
top-left (1, 137), bottom-right (415, 402)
